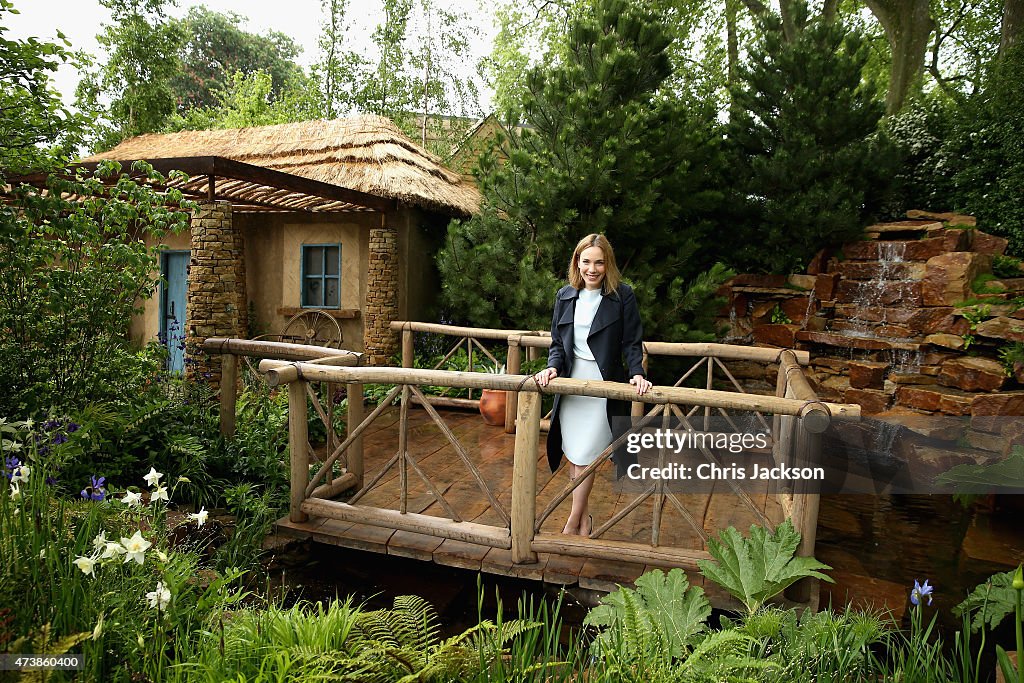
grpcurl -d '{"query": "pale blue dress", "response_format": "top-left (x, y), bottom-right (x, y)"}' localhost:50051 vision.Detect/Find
top-left (560, 288), bottom-right (613, 466)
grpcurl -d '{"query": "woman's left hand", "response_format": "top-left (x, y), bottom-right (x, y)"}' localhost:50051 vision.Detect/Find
top-left (630, 375), bottom-right (652, 395)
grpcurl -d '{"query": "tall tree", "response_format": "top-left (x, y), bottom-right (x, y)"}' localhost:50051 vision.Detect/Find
top-left (170, 7), bottom-right (306, 111)
top-left (1001, 0), bottom-right (1024, 55)
top-left (313, 0), bottom-right (482, 154)
top-left (77, 0), bottom-right (307, 150)
top-left (439, 0), bottom-right (729, 339)
top-left (0, 0), bottom-right (86, 174)
top-left (76, 0), bottom-right (186, 151)
top-left (724, 10), bottom-right (894, 273)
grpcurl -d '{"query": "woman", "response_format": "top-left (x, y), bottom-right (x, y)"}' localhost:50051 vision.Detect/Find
top-left (534, 234), bottom-right (651, 536)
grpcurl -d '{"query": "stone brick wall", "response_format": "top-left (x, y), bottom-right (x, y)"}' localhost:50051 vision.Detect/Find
top-left (184, 201), bottom-right (248, 388)
top-left (717, 210), bottom-right (1024, 464)
top-left (363, 225), bottom-right (399, 365)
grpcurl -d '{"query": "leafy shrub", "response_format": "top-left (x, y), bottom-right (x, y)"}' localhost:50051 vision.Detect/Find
top-left (947, 45), bottom-right (1024, 255)
top-left (0, 162), bottom-right (193, 415)
top-left (884, 94), bottom-right (960, 216)
top-left (993, 254), bottom-right (1024, 279)
top-left (697, 519), bottom-right (834, 616)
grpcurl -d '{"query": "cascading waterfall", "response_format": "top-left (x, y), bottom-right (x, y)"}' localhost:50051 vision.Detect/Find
top-left (845, 241), bottom-right (906, 337)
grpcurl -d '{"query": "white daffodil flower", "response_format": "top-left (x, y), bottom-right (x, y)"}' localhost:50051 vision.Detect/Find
top-left (100, 541), bottom-right (125, 560)
top-left (156, 549), bottom-right (168, 562)
top-left (145, 582), bottom-right (171, 610)
top-left (120, 490), bottom-right (142, 507)
top-left (143, 467), bottom-right (163, 488)
top-left (9, 482), bottom-right (21, 501)
top-left (73, 554), bottom-right (98, 576)
top-left (150, 485), bottom-right (168, 503)
top-left (11, 464), bottom-right (29, 484)
top-left (92, 531), bottom-right (108, 551)
top-left (190, 507), bottom-right (209, 527)
top-left (120, 530), bottom-right (151, 565)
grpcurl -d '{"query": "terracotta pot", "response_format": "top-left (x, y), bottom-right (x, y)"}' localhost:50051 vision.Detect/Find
top-left (479, 389), bottom-right (507, 426)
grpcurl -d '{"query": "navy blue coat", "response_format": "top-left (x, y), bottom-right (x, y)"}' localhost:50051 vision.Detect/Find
top-left (545, 283), bottom-right (645, 474)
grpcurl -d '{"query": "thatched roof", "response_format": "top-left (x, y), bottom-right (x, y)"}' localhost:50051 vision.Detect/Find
top-left (82, 115), bottom-right (481, 217)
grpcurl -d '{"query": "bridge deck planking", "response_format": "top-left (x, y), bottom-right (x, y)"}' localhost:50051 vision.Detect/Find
top-left (278, 405), bottom-right (787, 594)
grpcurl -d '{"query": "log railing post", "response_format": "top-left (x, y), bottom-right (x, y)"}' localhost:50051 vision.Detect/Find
top-left (632, 348), bottom-right (649, 419)
top-left (401, 326), bottom-right (414, 368)
top-left (288, 379), bottom-right (310, 523)
top-left (786, 419), bottom-right (822, 605)
top-left (511, 391), bottom-right (540, 563)
top-left (348, 381), bottom-right (364, 487)
top-left (219, 353), bottom-right (238, 437)
top-left (505, 336), bottom-right (522, 434)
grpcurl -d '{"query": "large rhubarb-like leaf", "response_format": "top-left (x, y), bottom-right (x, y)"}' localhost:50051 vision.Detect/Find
top-left (697, 519), bottom-right (833, 615)
top-left (584, 567), bottom-right (711, 660)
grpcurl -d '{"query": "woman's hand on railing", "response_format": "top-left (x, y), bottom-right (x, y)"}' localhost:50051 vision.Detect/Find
top-left (534, 367), bottom-right (558, 387)
top-left (630, 374), bottom-right (652, 395)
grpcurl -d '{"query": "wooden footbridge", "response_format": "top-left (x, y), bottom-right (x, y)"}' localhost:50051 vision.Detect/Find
top-left (204, 323), bottom-right (860, 608)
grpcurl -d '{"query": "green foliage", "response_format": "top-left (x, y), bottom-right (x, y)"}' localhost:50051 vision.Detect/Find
top-left (0, 444), bottom-right (249, 682)
top-left (994, 254), bottom-right (1024, 278)
top-left (170, 6), bottom-right (305, 112)
top-left (212, 483), bottom-right (279, 575)
top-left (972, 272), bottom-right (1004, 294)
top-left (76, 0), bottom-right (310, 150)
top-left (0, 0), bottom-right (88, 175)
top-left (955, 567), bottom-right (1020, 633)
top-left (999, 342), bottom-right (1024, 377)
top-left (946, 44), bottom-right (1024, 255)
top-left (438, 0), bottom-right (731, 340)
top-left (0, 162), bottom-right (193, 415)
top-left (770, 304), bottom-right (793, 324)
top-left (697, 519), bottom-right (834, 616)
top-left (585, 568), bottom-right (711, 662)
top-left (174, 592), bottom-right (541, 682)
top-left (313, 0), bottom-right (482, 154)
top-left (724, 10), bottom-right (894, 274)
top-left (935, 445), bottom-right (1024, 492)
top-left (959, 303), bottom-right (992, 350)
top-left (737, 606), bottom-right (887, 681)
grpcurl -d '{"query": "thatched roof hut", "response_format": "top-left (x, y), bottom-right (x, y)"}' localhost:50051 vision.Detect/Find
top-left (83, 115), bottom-right (481, 217)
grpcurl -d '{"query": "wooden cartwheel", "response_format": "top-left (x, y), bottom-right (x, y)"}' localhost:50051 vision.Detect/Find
top-left (244, 310), bottom-right (345, 457)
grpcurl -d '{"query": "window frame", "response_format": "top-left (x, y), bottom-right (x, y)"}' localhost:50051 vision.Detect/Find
top-left (300, 243), bottom-right (342, 309)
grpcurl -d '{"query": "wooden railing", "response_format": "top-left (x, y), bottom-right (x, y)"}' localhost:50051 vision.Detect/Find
top-left (202, 337), bottom-right (366, 498)
top-left (251, 345), bottom-right (858, 600)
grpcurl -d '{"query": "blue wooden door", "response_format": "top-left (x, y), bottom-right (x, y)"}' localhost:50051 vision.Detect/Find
top-left (161, 251), bottom-right (189, 373)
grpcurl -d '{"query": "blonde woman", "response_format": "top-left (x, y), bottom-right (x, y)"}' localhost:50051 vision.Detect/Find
top-left (535, 234), bottom-right (651, 536)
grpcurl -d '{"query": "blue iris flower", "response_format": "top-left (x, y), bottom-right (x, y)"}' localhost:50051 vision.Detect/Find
top-left (910, 579), bottom-right (934, 606)
top-left (80, 475), bottom-right (107, 502)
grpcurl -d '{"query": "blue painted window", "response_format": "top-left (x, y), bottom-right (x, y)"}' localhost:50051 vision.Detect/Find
top-left (301, 244), bottom-right (341, 308)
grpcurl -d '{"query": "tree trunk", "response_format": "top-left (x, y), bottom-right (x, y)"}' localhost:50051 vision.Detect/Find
top-left (1001, 0), bottom-right (1024, 56)
top-left (864, 0), bottom-right (934, 114)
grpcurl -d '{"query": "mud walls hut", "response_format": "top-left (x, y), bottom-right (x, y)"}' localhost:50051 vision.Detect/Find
top-left (81, 115), bottom-right (480, 382)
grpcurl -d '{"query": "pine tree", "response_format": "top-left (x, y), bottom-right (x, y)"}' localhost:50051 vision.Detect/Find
top-left (723, 11), bottom-right (894, 274)
top-left (437, 0), bottom-right (730, 339)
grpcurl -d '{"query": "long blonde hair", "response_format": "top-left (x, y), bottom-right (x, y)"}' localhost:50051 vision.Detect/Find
top-left (567, 233), bottom-right (621, 295)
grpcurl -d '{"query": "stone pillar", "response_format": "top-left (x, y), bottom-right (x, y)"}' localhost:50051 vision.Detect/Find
top-left (363, 225), bottom-right (399, 366)
top-left (185, 201), bottom-right (248, 388)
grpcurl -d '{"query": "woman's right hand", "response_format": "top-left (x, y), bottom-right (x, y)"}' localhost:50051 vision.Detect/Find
top-left (534, 367), bottom-right (558, 387)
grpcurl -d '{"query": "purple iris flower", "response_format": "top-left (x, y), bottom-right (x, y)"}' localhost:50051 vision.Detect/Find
top-left (3, 456), bottom-right (19, 480)
top-left (66, 423), bottom-right (79, 433)
top-left (910, 579), bottom-right (934, 606)
top-left (80, 475), bottom-right (107, 502)
top-left (52, 434), bottom-right (68, 445)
